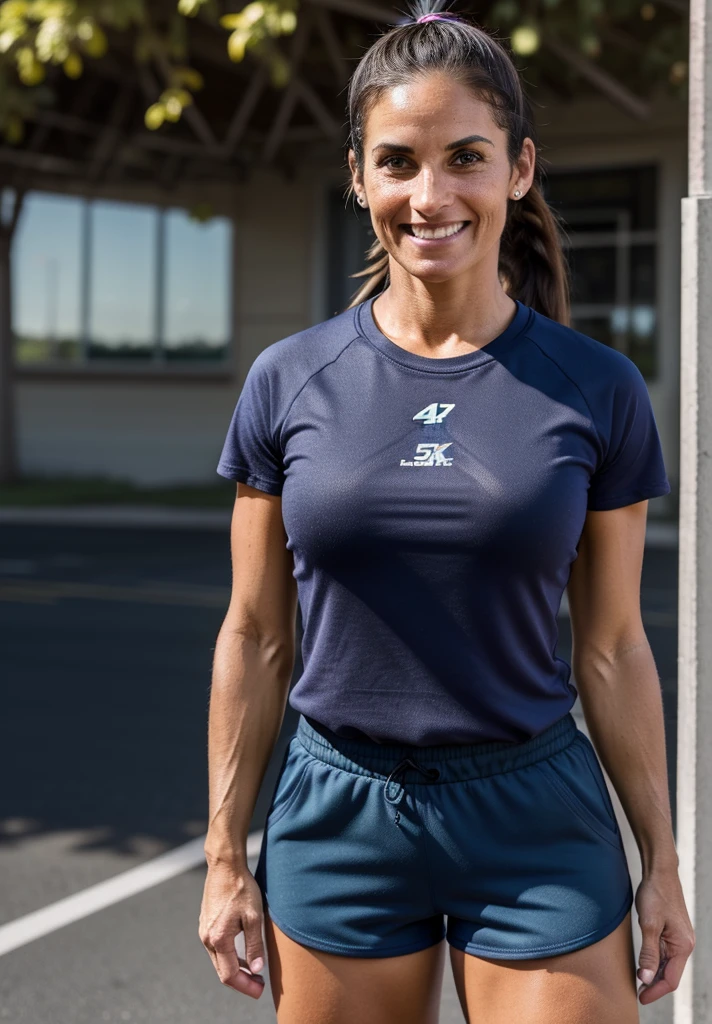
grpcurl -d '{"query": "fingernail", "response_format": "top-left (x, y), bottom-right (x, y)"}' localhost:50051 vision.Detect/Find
top-left (640, 968), bottom-right (654, 985)
top-left (250, 957), bottom-right (264, 973)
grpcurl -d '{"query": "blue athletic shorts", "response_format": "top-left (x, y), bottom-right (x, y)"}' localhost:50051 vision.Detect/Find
top-left (254, 711), bottom-right (634, 960)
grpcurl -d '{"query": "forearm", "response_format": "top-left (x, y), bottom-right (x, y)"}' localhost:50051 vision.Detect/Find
top-left (204, 619), bottom-right (294, 869)
top-left (573, 640), bottom-right (677, 875)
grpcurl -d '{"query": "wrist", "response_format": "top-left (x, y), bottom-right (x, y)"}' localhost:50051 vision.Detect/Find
top-left (641, 847), bottom-right (679, 877)
top-left (204, 839), bottom-right (249, 871)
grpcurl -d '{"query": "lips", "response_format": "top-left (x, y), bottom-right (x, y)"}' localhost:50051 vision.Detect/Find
top-left (401, 221), bottom-right (470, 243)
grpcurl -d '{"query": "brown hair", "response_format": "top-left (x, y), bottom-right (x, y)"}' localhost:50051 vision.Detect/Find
top-left (342, 0), bottom-right (571, 325)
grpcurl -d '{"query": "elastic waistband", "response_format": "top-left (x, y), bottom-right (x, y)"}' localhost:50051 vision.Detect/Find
top-left (296, 712), bottom-right (579, 784)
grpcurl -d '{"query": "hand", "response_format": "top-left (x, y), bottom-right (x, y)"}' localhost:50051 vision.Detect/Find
top-left (199, 861), bottom-right (267, 1000)
top-left (634, 868), bottom-right (695, 1005)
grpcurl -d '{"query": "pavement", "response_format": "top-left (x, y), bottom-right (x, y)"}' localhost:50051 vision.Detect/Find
top-left (0, 517), bottom-right (678, 1023)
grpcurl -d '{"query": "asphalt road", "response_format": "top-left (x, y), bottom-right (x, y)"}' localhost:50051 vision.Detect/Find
top-left (0, 523), bottom-right (678, 1023)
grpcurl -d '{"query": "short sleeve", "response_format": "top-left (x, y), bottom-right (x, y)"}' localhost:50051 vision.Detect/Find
top-left (217, 352), bottom-right (285, 495)
top-left (587, 358), bottom-right (671, 511)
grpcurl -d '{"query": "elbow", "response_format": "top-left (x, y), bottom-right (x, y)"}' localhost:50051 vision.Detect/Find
top-left (219, 614), bottom-right (296, 682)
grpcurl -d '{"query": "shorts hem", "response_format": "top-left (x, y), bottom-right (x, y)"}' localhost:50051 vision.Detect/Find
top-left (264, 903), bottom-right (446, 959)
top-left (446, 887), bottom-right (633, 961)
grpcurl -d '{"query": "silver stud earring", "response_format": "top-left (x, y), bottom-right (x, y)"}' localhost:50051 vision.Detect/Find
top-left (513, 189), bottom-right (522, 198)
top-left (358, 196), bottom-right (367, 207)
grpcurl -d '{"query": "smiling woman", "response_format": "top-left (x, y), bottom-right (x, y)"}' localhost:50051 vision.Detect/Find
top-left (343, 19), bottom-right (570, 331)
top-left (202, 1), bottom-right (693, 1021)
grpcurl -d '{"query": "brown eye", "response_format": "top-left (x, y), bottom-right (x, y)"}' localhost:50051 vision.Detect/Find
top-left (381, 156), bottom-right (408, 169)
top-left (454, 151), bottom-right (482, 165)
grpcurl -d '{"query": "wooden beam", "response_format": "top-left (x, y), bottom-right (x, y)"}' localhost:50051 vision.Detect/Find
top-left (262, 78), bottom-right (300, 162)
top-left (87, 86), bottom-right (134, 182)
top-left (25, 109), bottom-right (103, 138)
top-left (311, 5), bottom-right (351, 87)
top-left (262, 7), bottom-right (314, 162)
top-left (294, 78), bottom-right (342, 139)
top-left (542, 37), bottom-right (651, 120)
top-left (224, 64), bottom-right (269, 157)
top-left (130, 131), bottom-right (224, 159)
top-left (155, 53), bottom-right (217, 147)
top-left (0, 148), bottom-right (83, 175)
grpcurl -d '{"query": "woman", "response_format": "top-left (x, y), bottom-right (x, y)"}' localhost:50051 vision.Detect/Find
top-left (199, 2), bottom-right (694, 1020)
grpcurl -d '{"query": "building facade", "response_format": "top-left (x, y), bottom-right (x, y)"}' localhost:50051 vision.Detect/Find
top-left (12, 88), bottom-right (683, 518)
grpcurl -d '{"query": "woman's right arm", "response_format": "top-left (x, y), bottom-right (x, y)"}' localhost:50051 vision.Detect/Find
top-left (199, 481), bottom-right (298, 1000)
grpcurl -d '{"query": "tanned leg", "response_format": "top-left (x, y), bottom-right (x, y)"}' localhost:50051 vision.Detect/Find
top-left (449, 911), bottom-right (639, 1024)
top-left (264, 908), bottom-right (447, 1024)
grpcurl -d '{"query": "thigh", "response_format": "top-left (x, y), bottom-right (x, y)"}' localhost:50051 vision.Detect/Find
top-left (449, 910), bottom-right (639, 1024)
top-left (265, 910), bottom-right (447, 1024)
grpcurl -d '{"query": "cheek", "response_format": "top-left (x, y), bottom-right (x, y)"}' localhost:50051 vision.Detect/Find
top-left (465, 174), bottom-right (508, 215)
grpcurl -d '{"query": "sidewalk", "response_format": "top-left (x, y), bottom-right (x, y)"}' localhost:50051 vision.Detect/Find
top-left (0, 505), bottom-right (680, 547)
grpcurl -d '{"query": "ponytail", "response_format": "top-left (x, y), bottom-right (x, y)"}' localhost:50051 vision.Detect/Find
top-left (500, 181), bottom-right (571, 326)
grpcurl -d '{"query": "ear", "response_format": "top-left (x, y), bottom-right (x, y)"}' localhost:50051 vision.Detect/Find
top-left (347, 148), bottom-right (363, 195)
top-left (511, 137), bottom-right (537, 198)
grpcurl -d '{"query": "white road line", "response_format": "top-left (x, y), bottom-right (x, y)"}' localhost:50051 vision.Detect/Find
top-left (0, 830), bottom-right (264, 957)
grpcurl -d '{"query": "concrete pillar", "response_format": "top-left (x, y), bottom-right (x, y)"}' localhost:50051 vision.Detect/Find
top-left (675, 0), bottom-right (712, 1019)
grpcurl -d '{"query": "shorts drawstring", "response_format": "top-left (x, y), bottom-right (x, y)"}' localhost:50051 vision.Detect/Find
top-left (383, 756), bottom-right (440, 826)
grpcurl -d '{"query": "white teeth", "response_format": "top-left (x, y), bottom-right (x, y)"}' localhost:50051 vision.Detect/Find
top-left (410, 222), bottom-right (466, 239)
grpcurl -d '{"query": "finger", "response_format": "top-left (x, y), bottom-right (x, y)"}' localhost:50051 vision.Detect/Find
top-left (237, 954), bottom-right (266, 983)
top-left (637, 923), bottom-right (663, 985)
top-left (213, 942), bottom-right (266, 998)
top-left (241, 909), bottom-right (266, 975)
top-left (638, 954), bottom-right (686, 1005)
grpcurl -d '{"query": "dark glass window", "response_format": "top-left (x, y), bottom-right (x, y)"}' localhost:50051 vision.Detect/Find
top-left (325, 187), bottom-right (380, 319)
top-left (543, 165), bottom-right (658, 379)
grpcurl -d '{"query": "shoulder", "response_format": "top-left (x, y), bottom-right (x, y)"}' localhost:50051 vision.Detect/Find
top-left (247, 304), bottom-right (362, 393)
top-left (521, 306), bottom-right (648, 408)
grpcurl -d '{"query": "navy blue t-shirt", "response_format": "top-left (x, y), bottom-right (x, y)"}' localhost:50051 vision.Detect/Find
top-left (217, 296), bottom-right (670, 745)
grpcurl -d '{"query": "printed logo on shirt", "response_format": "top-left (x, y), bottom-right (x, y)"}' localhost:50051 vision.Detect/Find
top-left (401, 403), bottom-right (455, 467)
top-left (400, 442), bottom-right (454, 467)
top-left (412, 403), bottom-right (455, 424)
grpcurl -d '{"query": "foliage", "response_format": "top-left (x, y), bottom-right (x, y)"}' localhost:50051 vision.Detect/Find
top-left (0, 0), bottom-right (688, 145)
top-left (0, 0), bottom-right (298, 141)
top-left (490, 0), bottom-right (687, 86)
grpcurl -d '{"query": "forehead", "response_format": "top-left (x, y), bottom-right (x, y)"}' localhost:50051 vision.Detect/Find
top-left (363, 74), bottom-right (500, 139)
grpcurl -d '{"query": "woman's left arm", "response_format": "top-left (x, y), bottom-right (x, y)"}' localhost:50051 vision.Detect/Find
top-left (566, 499), bottom-right (695, 1006)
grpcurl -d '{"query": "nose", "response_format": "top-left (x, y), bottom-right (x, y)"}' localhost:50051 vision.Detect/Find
top-left (410, 166), bottom-right (452, 217)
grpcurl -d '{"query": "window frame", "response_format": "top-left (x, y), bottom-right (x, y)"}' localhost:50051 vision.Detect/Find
top-left (12, 188), bottom-right (237, 379)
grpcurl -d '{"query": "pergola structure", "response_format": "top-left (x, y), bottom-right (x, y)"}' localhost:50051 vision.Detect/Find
top-left (0, 0), bottom-right (687, 193)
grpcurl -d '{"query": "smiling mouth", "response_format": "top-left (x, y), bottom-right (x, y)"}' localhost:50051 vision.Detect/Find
top-left (401, 221), bottom-right (470, 240)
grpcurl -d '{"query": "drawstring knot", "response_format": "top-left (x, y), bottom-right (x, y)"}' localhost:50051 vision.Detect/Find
top-left (383, 756), bottom-right (441, 825)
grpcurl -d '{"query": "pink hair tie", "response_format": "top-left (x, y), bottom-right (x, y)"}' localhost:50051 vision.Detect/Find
top-left (416, 12), bottom-right (463, 23)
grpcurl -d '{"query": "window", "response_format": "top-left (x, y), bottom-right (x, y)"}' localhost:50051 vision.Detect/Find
top-left (12, 191), bottom-right (233, 366)
top-left (13, 192), bottom-right (83, 363)
top-left (543, 165), bottom-right (659, 379)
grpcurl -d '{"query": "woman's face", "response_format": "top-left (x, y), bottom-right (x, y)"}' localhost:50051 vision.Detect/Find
top-left (348, 72), bottom-right (535, 285)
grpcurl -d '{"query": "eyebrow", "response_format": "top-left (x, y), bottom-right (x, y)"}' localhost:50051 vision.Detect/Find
top-left (372, 134), bottom-right (494, 154)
